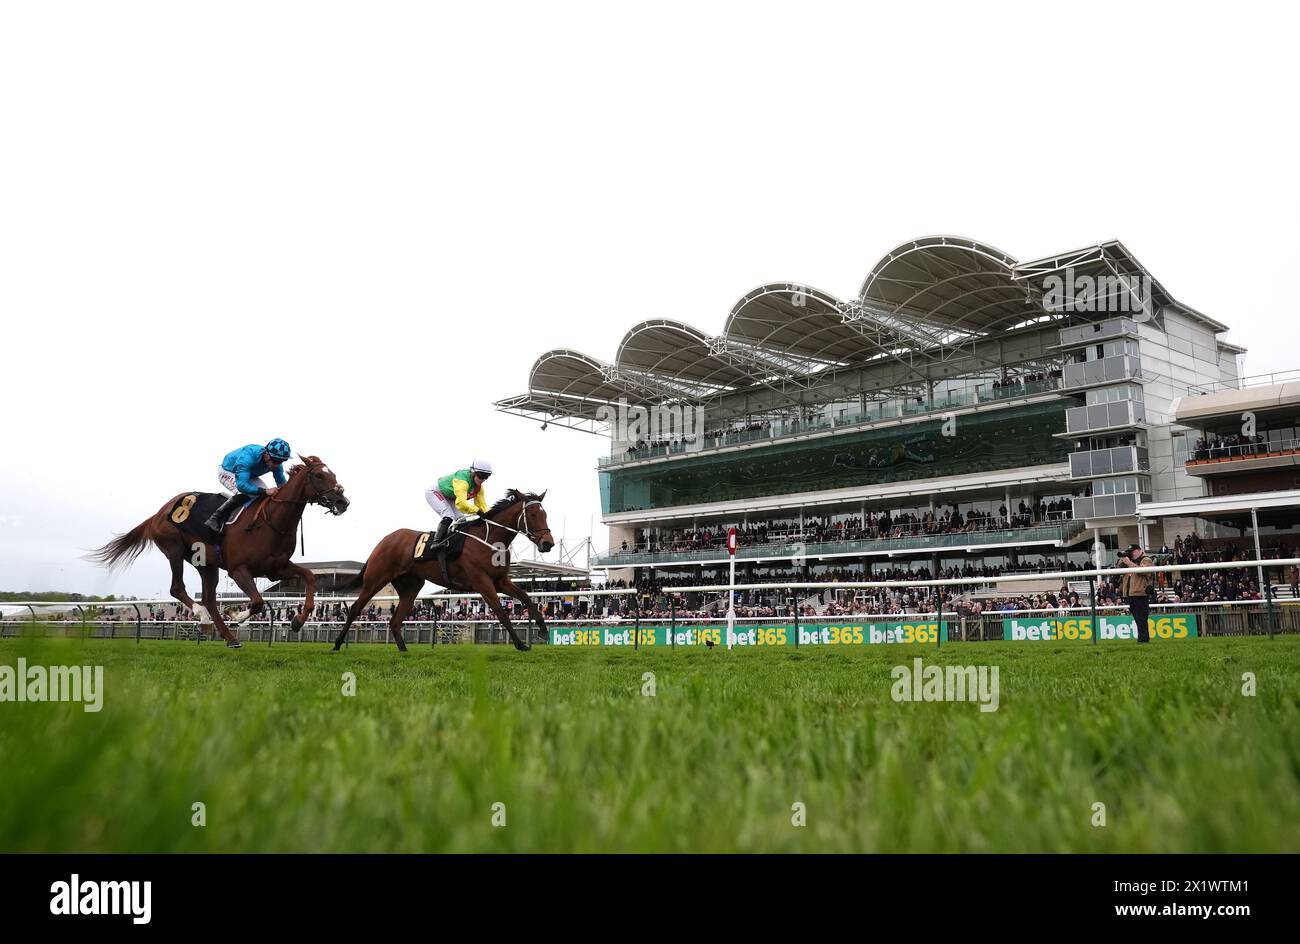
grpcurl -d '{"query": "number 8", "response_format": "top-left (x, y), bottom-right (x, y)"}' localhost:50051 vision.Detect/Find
top-left (171, 494), bottom-right (197, 524)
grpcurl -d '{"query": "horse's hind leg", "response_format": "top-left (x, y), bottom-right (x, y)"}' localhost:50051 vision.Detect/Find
top-left (156, 532), bottom-right (205, 634)
top-left (164, 544), bottom-right (197, 612)
top-left (200, 566), bottom-right (240, 648)
top-left (386, 573), bottom-right (423, 653)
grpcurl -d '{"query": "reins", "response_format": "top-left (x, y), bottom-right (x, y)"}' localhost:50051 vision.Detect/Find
top-left (461, 498), bottom-right (552, 551)
top-left (247, 461), bottom-right (341, 541)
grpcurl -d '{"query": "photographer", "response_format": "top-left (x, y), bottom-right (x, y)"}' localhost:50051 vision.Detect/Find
top-left (1116, 542), bottom-right (1154, 643)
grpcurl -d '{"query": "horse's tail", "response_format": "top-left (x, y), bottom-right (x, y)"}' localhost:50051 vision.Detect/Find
top-left (340, 563), bottom-right (367, 593)
top-left (86, 517), bottom-right (153, 571)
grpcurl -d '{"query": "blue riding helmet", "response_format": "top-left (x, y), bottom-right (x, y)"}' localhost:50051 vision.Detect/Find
top-left (265, 438), bottom-right (292, 462)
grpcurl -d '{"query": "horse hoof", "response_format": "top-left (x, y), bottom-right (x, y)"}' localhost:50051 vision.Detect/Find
top-left (514, 642), bottom-right (531, 652)
top-left (290, 617), bottom-right (304, 633)
top-left (226, 640), bottom-right (242, 649)
top-left (232, 609), bottom-right (252, 626)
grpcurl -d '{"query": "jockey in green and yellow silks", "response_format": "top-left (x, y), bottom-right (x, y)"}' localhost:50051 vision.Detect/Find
top-left (424, 459), bottom-right (492, 548)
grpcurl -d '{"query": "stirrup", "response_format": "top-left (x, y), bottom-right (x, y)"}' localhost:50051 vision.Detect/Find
top-left (433, 518), bottom-right (452, 548)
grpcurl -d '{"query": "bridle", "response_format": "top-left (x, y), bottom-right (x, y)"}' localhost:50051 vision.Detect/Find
top-left (252, 460), bottom-right (348, 537)
top-left (464, 497), bottom-right (553, 552)
top-left (266, 460), bottom-right (347, 514)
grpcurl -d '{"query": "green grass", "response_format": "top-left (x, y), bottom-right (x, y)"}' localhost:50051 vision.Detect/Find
top-left (1, 634), bottom-right (1298, 852)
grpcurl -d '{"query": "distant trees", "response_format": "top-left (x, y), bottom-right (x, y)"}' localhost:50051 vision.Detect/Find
top-left (0, 591), bottom-right (129, 603)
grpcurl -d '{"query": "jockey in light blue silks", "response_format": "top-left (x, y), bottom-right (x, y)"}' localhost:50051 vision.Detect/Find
top-left (204, 438), bottom-right (292, 532)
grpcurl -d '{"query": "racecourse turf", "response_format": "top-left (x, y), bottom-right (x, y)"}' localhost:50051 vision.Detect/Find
top-left (0, 634), bottom-right (1297, 853)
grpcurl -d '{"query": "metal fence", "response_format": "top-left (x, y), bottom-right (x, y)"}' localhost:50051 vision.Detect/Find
top-left (4, 600), bottom-right (1295, 648)
top-left (4, 557), bottom-right (1298, 647)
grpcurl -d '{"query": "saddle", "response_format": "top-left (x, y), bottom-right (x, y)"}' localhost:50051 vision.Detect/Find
top-left (167, 492), bottom-right (253, 544)
top-left (414, 519), bottom-right (475, 563)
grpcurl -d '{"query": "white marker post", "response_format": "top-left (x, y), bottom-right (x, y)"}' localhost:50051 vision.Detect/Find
top-left (726, 527), bottom-right (737, 648)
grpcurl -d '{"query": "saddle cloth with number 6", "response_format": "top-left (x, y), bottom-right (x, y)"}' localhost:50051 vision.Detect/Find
top-left (413, 525), bottom-right (468, 563)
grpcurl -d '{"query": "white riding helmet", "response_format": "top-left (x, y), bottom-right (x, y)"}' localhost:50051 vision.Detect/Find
top-left (470, 458), bottom-right (493, 475)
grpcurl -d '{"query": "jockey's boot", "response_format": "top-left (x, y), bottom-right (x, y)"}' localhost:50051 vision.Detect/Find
top-left (433, 516), bottom-right (452, 548)
top-left (204, 493), bottom-right (244, 533)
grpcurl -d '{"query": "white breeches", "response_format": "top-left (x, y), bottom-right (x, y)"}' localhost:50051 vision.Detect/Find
top-left (218, 468), bottom-right (263, 496)
top-left (425, 489), bottom-right (465, 522)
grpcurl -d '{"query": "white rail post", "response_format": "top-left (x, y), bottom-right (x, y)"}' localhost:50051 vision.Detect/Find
top-left (726, 527), bottom-right (737, 647)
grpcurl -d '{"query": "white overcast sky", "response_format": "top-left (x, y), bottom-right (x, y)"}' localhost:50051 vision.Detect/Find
top-left (1, 1), bottom-right (1297, 597)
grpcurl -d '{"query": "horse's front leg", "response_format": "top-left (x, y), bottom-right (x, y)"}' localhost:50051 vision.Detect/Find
top-left (470, 574), bottom-right (528, 650)
top-left (226, 566), bottom-right (265, 626)
top-left (498, 576), bottom-right (548, 642)
top-left (272, 561), bottom-right (316, 632)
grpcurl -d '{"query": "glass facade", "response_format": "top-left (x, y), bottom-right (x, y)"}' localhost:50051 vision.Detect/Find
top-left (593, 519), bottom-right (1087, 567)
top-left (600, 401), bottom-right (1070, 514)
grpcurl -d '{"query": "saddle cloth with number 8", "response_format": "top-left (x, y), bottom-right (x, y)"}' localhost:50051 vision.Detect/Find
top-left (167, 492), bottom-right (252, 543)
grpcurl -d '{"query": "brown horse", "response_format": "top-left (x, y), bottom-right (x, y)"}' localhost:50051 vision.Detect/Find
top-left (89, 456), bottom-right (349, 647)
top-left (332, 488), bottom-right (554, 652)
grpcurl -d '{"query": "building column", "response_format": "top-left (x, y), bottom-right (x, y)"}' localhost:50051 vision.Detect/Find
top-left (1251, 507), bottom-right (1267, 599)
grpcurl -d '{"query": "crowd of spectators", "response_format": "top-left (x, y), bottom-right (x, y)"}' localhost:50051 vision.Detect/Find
top-left (991, 369), bottom-right (1059, 392)
top-left (617, 372), bottom-right (1072, 465)
top-left (1191, 433), bottom-right (1276, 461)
top-left (624, 435), bottom-right (698, 458)
top-left (622, 420), bottom-right (774, 460)
top-left (616, 500), bottom-right (1076, 556)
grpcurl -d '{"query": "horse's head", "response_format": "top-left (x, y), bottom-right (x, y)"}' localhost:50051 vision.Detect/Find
top-left (294, 456), bottom-right (350, 515)
top-left (507, 488), bottom-right (554, 553)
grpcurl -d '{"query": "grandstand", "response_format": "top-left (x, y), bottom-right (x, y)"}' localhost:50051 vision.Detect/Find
top-left (497, 235), bottom-right (1300, 607)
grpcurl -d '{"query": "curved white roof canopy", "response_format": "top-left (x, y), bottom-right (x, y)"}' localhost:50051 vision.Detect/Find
top-left (497, 235), bottom-right (1235, 429)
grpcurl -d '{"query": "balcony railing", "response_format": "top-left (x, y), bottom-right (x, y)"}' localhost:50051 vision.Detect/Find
top-left (1187, 437), bottom-right (1300, 468)
top-left (599, 376), bottom-right (1064, 468)
top-left (1061, 353), bottom-right (1142, 389)
top-left (1070, 445), bottom-right (1149, 479)
top-left (592, 518), bottom-right (1086, 568)
top-left (1065, 398), bottom-right (1147, 435)
top-left (1071, 492), bottom-right (1150, 520)
top-left (1057, 318), bottom-right (1139, 349)
top-left (1187, 369), bottom-right (1300, 396)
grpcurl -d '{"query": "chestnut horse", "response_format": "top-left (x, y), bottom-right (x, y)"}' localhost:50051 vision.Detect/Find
top-left (332, 488), bottom-right (554, 652)
top-left (90, 456), bottom-right (349, 647)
